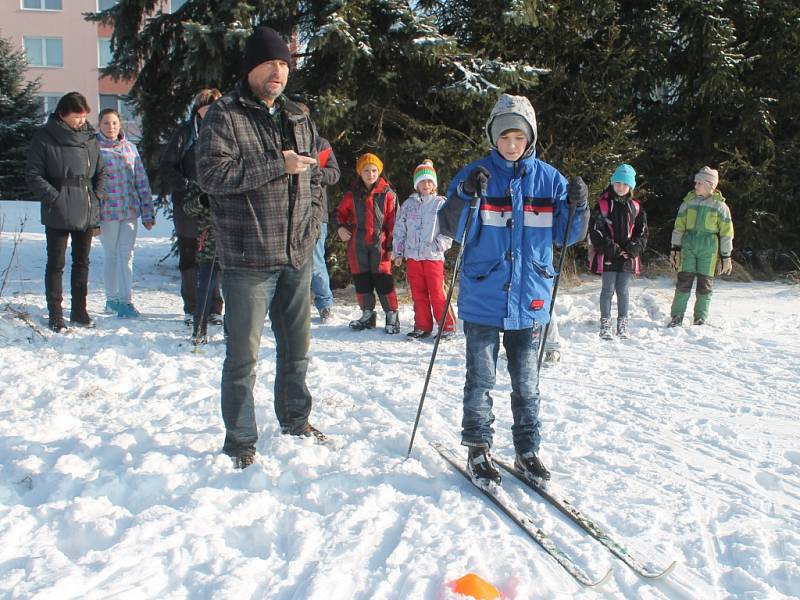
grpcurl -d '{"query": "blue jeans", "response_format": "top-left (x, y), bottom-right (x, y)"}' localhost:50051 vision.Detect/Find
top-left (462, 321), bottom-right (543, 454)
top-left (220, 259), bottom-right (313, 457)
top-left (600, 271), bottom-right (632, 319)
top-left (310, 223), bottom-right (334, 312)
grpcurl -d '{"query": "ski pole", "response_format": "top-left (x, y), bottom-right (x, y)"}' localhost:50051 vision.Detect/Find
top-left (407, 178), bottom-right (485, 457)
top-left (193, 241), bottom-right (217, 346)
top-left (537, 191), bottom-right (579, 372)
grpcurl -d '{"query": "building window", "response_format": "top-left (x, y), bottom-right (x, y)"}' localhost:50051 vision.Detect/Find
top-left (100, 94), bottom-right (136, 121)
top-left (170, 0), bottom-right (188, 12)
top-left (97, 0), bottom-right (118, 10)
top-left (22, 0), bottom-right (62, 10)
top-left (98, 38), bottom-right (112, 68)
top-left (37, 94), bottom-right (62, 120)
top-left (23, 37), bottom-right (63, 68)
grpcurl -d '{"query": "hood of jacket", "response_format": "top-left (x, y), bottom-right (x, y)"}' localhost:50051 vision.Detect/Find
top-left (45, 114), bottom-right (96, 147)
top-left (485, 93), bottom-right (538, 159)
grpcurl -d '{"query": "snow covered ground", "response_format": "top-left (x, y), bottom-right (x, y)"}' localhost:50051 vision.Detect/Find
top-left (1, 200), bottom-right (798, 600)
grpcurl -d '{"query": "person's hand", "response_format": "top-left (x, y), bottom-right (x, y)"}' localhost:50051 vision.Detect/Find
top-left (720, 257), bottom-right (733, 275)
top-left (567, 176), bottom-right (588, 207)
top-left (670, 249), bottom-right (681, 270)
top-left (394, 256), bottom-right (403, 267)
top-left (283, 150), bottom-right (316, 174)
top-left (337, 226), bottom-right (351, 242)
top-left (461, 166), bottom-right (490, 197)
top-left (387, 251), bottom-right (394, 261)
top-left (143, 221), bottom-right (155, 231)
top-left (92, 227), bottom-right (101, 238)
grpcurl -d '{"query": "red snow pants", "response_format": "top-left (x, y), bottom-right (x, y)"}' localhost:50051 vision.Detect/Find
top-left (406, 258), bottom-right (456, 333)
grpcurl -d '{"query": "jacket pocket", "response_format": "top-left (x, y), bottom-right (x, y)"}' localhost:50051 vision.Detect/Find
top-left (531, 261), bottom-right (554, 279)
top-left (463, 259), bottom-right (501, 280)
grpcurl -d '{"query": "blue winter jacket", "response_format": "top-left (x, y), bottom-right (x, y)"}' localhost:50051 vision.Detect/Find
top-left (440, 148), bottom-right (588, 330)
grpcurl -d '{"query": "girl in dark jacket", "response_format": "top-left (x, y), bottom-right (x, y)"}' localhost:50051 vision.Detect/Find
top-left (588, 164), bottom-right (648, 339)
top-left (25, 92), bottom-right (106, 332)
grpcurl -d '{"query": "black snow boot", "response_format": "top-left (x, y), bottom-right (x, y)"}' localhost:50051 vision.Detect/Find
top-left (668, 314), bottom-right (683, 328)
top-left (49, 314), bottom-right (67, 333)
top-left (349, 310), bottom-right (377, 330)
top-left (384, 310), bottom-right (400, 334)
top-left (467, 446), bottom-right (502, 486)
top-left (69, 309), bottom-right (93, 328)
top-left (515, 451), bottom-right (551, 481)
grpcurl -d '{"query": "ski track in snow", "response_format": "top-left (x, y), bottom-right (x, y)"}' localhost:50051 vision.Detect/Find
top-left (1, 202), bottom-right (799, 599)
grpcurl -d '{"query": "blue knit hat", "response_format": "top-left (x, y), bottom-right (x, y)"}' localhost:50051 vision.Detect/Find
top-left (610, 164), bottom-right (636, 190)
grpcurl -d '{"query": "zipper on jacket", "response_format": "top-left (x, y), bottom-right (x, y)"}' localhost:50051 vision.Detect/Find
top-left (86, 154), bottom-right (92, 230)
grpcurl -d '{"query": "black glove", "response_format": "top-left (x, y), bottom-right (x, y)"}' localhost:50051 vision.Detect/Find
top-left (462, 166), bottom-right (490, 197)
top-left (567, 176), bottom-right (588, 207)
top-left (200, 193), bottom-right (210, 207)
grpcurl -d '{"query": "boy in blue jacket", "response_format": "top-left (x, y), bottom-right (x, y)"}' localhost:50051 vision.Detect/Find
top-left (439, 94), bottom-right (588, 486)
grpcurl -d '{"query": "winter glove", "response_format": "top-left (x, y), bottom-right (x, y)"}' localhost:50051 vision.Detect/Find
top-left (461, 166), bottom-right (490, 197)
top-left (567, 176), bottom-right (588, 207)
top-left (338, 226), bottom-right (351, 242)
top-left (670, 249), bottom-right (681, 271)
top-left (606, 242), bottom-right (622, 258)
top-left (720, 257), bottom-right (733, 275)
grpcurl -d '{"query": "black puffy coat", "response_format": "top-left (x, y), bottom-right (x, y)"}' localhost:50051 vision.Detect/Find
top-left (25, 115), bottom-right (105, 231)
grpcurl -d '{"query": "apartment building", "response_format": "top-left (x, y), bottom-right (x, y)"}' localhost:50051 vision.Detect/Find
top-left (1, 0), bottom-right (187, 140)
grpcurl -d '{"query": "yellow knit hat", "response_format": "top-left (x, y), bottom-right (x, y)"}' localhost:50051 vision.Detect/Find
top-left (356, 153), bottom-right (383, 176)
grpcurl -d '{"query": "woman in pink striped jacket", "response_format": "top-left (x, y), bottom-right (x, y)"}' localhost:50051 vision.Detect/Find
top-left (96, 108), bottom-right (155, 318)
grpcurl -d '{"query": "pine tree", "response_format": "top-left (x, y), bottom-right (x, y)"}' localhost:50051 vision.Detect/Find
top-left (0, 33), bottom-right (42, 200)
top-left (297, 0), bottom-right (542, 197)
top-left (87, 0), bottom-right (302, 170)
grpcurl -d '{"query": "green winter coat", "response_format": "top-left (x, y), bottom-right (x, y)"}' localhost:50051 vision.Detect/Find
top-left (671, 190), bottom-right (734, 276)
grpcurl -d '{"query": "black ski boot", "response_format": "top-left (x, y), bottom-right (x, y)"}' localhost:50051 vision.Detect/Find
top-left (515, 451), bottom-right (551, 481)
top-left (384, 310), bottom-right (400, 334)
top-left (349, 310), bottom-right (377, 330)
top-left (467, 446), bottom-right (502, 486)
top-left (668, 314), bottom-right (683, 328)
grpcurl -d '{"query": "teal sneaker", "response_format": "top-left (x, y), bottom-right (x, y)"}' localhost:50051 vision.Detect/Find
top-left (104, 299), bottom-right (119, 313)
top-left (117, 303), bottom-right (141, 318)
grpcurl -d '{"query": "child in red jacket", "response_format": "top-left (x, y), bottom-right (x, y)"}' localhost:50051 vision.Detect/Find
top-left (336, 153), bottom-right (400, 333)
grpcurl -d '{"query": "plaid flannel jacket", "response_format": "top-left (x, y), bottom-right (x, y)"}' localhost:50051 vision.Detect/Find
top-left (195, 83), bottom-right (323, 270)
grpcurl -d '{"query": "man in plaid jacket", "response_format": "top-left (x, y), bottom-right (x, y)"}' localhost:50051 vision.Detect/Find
top-left (196, 26), bottom-right (325, 469)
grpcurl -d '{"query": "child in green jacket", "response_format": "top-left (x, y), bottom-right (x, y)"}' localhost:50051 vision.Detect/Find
top-left (668, 166), bottom-right (734, 326)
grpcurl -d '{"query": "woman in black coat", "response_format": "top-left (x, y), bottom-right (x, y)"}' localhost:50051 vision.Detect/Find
top-left (26, 92), bottom-right (106, 332)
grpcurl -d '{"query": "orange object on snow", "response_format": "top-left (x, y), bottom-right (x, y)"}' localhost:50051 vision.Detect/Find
top-left (448, 572), bottom-right (501, 600)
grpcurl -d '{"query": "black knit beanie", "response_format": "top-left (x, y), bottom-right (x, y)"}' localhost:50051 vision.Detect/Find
top-left (242, 26), bottom-right (292, 76)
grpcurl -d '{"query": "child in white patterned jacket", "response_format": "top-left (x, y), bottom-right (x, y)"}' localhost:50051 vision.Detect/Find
top-left (393, 160), bottom-right (456, 339)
